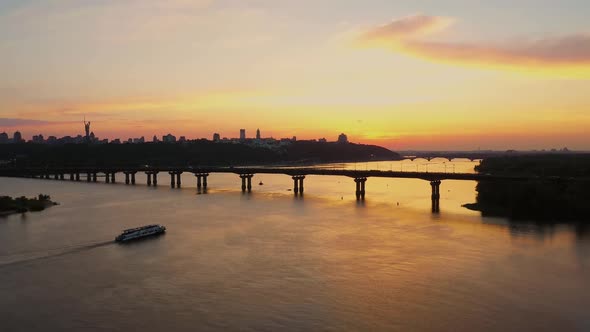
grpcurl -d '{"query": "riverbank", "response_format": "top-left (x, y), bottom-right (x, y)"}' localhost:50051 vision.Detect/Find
top-left (466, 154), bottom-right (590, 223)
top-left (0, 194), bottom-right (57, 216)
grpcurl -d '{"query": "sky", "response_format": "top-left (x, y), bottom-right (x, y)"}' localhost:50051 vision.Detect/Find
top-left (1, 0), bottom-right (590, 150)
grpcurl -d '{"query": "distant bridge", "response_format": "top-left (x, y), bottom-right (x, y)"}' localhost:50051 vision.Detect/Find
top-left (1, 166), bottom-right (586, 213)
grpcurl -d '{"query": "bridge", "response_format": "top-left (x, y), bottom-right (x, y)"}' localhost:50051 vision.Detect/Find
top-left (1, 166), bottom-right (586, 213)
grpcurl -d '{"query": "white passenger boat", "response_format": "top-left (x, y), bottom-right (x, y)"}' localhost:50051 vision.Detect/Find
top-left (115, 224), bottom-right (166, 242)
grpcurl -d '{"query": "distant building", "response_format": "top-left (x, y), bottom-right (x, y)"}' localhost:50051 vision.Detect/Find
top-left (0, 132), bottom-right (8, 143)
top-left (13, 131), bottom-right (23, 143)
top-left (337, 133), bottom-right (348, 144)
top-left (318, 138), bottom-right (327, 143)
top-left (163, 133), bottom-right (176, 143)
top-left (239, 129), bottom-right (246, 141)
top-left (32, 134), bottom-right (45, 143)
top-left (47, 136), bottom-right (57, 144)
top-left (213, 133), bottom-right (220, 142)
top-left (153, 135), bottom-right (159, 143)
top-left (112, 139), bottom-right (121, 144)
top-left (256, 128), bottom-right (261, 140)
top-left (178, 136), bottom-right (186, 143)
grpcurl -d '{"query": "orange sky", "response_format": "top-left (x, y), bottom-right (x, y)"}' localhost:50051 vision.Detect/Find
top-left (1, 1), bottom-right (590, 150)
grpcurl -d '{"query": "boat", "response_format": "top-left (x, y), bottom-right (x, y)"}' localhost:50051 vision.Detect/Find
top-left (115, 224), bottom-right (166, 242)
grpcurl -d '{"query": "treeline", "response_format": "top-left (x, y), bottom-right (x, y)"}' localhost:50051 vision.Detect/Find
top-left (0, 194), bottom-right (54, 214)
top-left (467, 154), bottom-right (590, 222)
top-left (475, 154), bottom-right (590, 177)
top-left (0, 141), bottom-right (401, 167)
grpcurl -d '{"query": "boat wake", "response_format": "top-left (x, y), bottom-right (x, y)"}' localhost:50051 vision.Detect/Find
top-left (0, 240), bottom-right (114, 268)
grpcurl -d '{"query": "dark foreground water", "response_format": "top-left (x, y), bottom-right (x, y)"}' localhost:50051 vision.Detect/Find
top-left (1, 161), bottom-right (589, 331)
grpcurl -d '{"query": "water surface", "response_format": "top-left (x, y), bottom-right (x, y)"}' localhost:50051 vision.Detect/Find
top-left (1, 160), bottom-right (589, 331)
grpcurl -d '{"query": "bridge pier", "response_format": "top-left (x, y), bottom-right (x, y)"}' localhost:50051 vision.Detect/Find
top-left (168, 171), bottom-right (182, 188)
top-left (92, 173), bottom-right (97, 182)
top-left (430, 180), bottom-right (441, 213)
top-left (292, 175), bottom-right (305, 195)
top-left (75, 173), bottom-right (80, 181)
top-left (146, 172), bottom-right (158, 186)
top-left (105, 173), bottom-right (110, 183)
top-left (169, 172), bottom-right (176, 188)
top-left (69, 173), bottom-right (74, 181)
top-left (125, 172), bottom-right (130, 185)
top-left (87, 172), bottom-right (91, 182)
top-left (59, 173), bottom-right (64, 180)
top-left (111, 173), bottom-right (116, 183)
top-left (354, 177), bottom-right (367, 200)
top-left (239, 174), bottom-right (253, 192)
top-left (195, 173), bottom-right (209, 191)
top-left (131, 172), bottom-right (136, 185)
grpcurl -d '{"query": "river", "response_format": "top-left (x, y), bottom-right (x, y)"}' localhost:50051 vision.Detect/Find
top-left (1, 160), bottom-right (589, 331)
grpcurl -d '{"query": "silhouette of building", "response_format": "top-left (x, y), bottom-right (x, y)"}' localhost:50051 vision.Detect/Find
top-left (256, 128), bottom-right (261, 140)
top-left (13, 131), bottom-right (23, 143)
top-left (0, 132), bottom-right (8, 143)
top-left (153, 135), bottom-right (159, 143)
top-left (318, 138), bottom-right (327, 143)
top-left (213, 133), bottom-right (221, 142)
top-left (337, 133), bottom-right (348, 144)
top-left (240, 129), bottom-right (246, 141)
top-left (32, 134), bottom-right (44, 143)
top-left (163, 133), bottom-right (176, 143)
top-left (179, 136), bottom-right (186, 143)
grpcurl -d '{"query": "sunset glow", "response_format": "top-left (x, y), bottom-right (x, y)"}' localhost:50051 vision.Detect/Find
top-left (1, 0), bottom-right (589, 150)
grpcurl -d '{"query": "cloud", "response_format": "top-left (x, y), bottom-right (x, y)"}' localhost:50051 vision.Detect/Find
top-left (0, 118), bottom-right (74, 127)
top-left (356, 14), bottom-right (590, 76)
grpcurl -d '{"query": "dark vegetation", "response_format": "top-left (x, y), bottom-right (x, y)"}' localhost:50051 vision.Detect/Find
top-left (0, 194), bottom-right (56, 215)
top-left (0, 141), bottom-right (401, 167)
top-left (466, 154), bottom-right (590, 222)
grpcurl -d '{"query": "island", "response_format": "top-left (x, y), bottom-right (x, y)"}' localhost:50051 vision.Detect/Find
top-left (0, 194), bottom-right (57, 216)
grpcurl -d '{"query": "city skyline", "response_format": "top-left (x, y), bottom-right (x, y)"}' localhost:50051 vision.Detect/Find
top-left (2, 1), bottom-right (590, 150)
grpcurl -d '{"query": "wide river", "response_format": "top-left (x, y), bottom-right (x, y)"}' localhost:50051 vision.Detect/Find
top-left (1, 160), bottom-right (589, 331)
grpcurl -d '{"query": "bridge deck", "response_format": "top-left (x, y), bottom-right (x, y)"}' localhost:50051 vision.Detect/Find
top-left (2, 166), bottom-right (587, 182)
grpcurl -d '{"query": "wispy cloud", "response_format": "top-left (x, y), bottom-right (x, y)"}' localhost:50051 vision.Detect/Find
top-left (0, 118), bottom-right (76, 127)
top-left (356, 14), bottom-right (590, 77)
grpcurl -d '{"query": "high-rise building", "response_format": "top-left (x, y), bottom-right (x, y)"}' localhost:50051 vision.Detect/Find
top-left (239, 129), bottom-right (246, 141)
top-left (153, 135), bottom-right (159, 143)
top-left (213, 133), bottom-right (221, 141)
top-left (13, 131), bottom-right (23, 143)
top-left (0, 132), bottom-right (8, 143)
top-left (256, 128), bottom-right (261, 140)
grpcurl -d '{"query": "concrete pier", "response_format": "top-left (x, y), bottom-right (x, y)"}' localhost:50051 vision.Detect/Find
top-left (168, 171), bottom-right (182, 188)
top-left (239, 174), bottom-right (253, 192)
top-left (292, 175), bottom-right (305, 195)
top-left (92, 173), bottom-right (97, 182)
top-left (75, 173), bottom-right (80, 181)
top-left (111, 173), bottom-right (116, 183)
top-left (195, 173), bottom-right (209, 190)
top-left (354, 177), bottom-right (367, 200)
top-left (147, 173), bottom-right (152, 186)
top-left (430, 180), bottom-right (441, 213)
top-left (105, 173), bottom-right (110, 183)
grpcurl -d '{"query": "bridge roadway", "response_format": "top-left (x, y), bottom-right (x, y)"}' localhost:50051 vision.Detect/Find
top-left (2, 166), bottom-right (586, 213)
